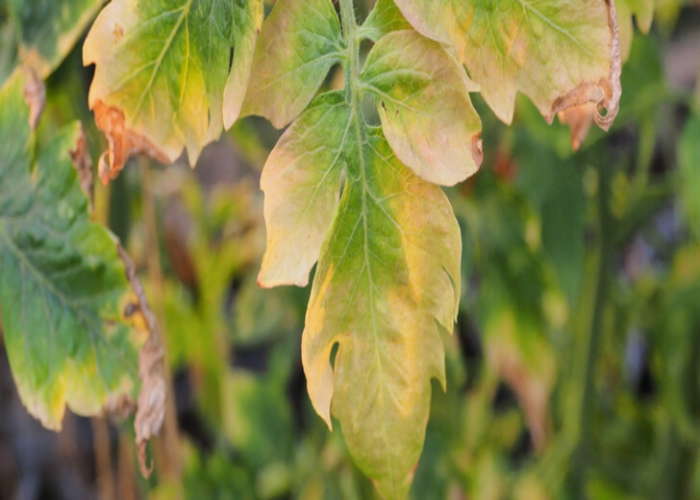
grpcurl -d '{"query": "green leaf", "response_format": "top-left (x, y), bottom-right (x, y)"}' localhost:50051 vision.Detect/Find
top-left (0, 71), bottom-right (146, 429)
top-left (258, 91), bottom-right (349, 288)
top-left (241, 0), bottom-right (345, 128)
top-left (83, 0), bottom-right (263, 183)
top-left (224, 0), bottom-right (264, 129)
top-left (393, 0), bottom-right (621, 129)
top-left (362, 0), bottom-right (412, 41)
top-left (302, 121), bottom-right (460, 500)
top-left (7, 0), bottom-right (102, 78)
top-left (360, 29), bottom-right (482, 186)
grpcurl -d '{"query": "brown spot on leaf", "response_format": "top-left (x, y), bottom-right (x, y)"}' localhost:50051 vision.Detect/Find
top-left (113, 24), bottom-right (124, 41)
top-left (22, 67), bottom-right (45, 130)
top-left (92, 101), bottom-right (171, 185)
top-left (69, 124), bottom-right (95, 210)
top-left (123, 302), bottom-right (139, 318)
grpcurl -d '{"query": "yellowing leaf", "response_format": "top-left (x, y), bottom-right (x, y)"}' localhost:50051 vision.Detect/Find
top-left (241, 0), bottom-right (345, 128)
top-left (394, 0), bottom-right (622, 131)
top-left (617, 0), bottom-right (654, 61)
top-left (83, 0), bottom-right (263, 183)
top-left (0, 71), bottom-right (148, 429)
top-left (302, 125), bottom-right (460, 500)
top-left (361, 29), bottom-right (482, 186)
top-left (224, 0), bottom-right (264, 129)
top-left (258, 92), bottom-right (349, 288)
top-left (362, 0), bottom-right (412, 41)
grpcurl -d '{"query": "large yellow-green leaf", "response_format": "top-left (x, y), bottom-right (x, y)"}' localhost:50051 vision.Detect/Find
top-left (83, 0), bottom-right (263, 183)
top-left (7, 0), bottom-right (103, 78)
top-left (0, 71), bottom-right (148, 429)
top-left (360, 29), bottom-right (482, 186)
top-left (258, 92), bottom-right (349, 288)
top-left (301, 121), bottom-right (460, 500)
top-left (394, 0), bottom-right (621, 129)
top-left (240, 0), bottom-right (345, 128)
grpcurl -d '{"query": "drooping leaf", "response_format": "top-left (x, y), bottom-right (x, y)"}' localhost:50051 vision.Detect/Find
top-left (0, 71), bottom-right (148, 430)
top-left (393, 0), bottom-right (622, 132)
top-left (250, 1), bottom-right (478, 496)
top-left (302, 123), bottom-right (460, 500)
top-left (83, 0), bottom-right (263, 183)
top-left (258, 92), bottom-right (349, 288)
top-left (241, 0), bottom-right (345, 128)
top-left (360, 29), bottom-right (482, 186)
top-left (7, 0), bottom-right (102, 78)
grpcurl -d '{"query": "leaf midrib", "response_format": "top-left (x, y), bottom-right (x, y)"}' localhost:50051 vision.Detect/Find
top-left (132, 0), bottom-right (194, 118)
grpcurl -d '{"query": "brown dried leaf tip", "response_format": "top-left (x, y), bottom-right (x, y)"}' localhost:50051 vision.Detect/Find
top-left (553, 0), bottom-right (622, 149)
top-left (93, 101), bottom-right (170, 186)
top-left (69, 124), bottom-right (95, 210)
top-left (118, 245), bottom-right (166, 478)
top-left (22, 67), bottom-right (46, 131)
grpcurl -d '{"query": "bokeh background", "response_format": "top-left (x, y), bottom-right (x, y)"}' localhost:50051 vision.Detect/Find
top-left (1, 0), bottom-right (700, 499)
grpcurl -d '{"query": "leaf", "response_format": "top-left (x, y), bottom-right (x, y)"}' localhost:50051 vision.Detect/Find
top-left (0, 71), bottom-right (148, 430)
top-left (7, 0), bottom-right (103, 78)
top-left (302, 123), bottom-right (460, 500)
top-left (362, 0), bottom-right (412, 41)
top-left (252, 2), bottom-right (476, 496)
top-left (83, 0), bottom-right (263, 184)
top-left (258, 92), bottom-right (349, 288)
top-left (617, 0), bottom-right (654, 61)
top-left (224, 0), bottom-right (264, 129)
top-left (393, 0), bottom-right (622, 132)
top-left (360, 29), bottom-right (482, 186)
top-left (241, 0), bottom-right (345, 128)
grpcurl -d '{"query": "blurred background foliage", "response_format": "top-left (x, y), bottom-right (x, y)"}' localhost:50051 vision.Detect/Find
top-left (1, 0), bottom-right (700, 499)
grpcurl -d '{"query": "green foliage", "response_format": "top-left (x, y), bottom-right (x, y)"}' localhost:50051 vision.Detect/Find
top-left (0, 71), bottom-right (145, 430)
top-left (1, 1), bottom-right (700, 499)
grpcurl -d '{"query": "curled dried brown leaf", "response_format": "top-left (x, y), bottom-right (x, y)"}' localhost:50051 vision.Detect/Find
top-left (553, 0), bottom-right (622, 148)
top-left (117, 245), bottom-right (166, 478)
top-left (93, 101), bottom-right (171, 186)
